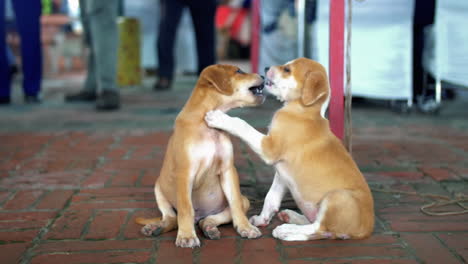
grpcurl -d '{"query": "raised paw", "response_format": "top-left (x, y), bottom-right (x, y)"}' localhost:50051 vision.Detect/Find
top-left (249, 215), bottom-right (270, 227)
top-left (237, 224), bottom-right (262, 239)
top-left (277, 211), bottom-right (290, 223)
top-left (141, 223), bottom-right (164, 237)
top-left (202, 225), bottom-right (221, 240)
top-left (175, 234), bottom-right (201, 248)
top-left (205, 110), bottom-right (230, 130)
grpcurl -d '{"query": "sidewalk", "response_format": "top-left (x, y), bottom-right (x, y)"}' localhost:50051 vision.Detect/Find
top-left (0, 75), bottom-right (467, 264)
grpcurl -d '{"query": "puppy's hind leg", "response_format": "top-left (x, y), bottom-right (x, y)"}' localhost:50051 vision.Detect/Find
top-left (138, 185), bottom-right (177, 237)
top-left (199, 195), bottom-right (250, 240)
top-left (273, 189), bottom-right (370, 241)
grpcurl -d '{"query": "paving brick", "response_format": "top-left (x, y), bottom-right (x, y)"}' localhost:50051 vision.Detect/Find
top-left (436, 233), bottom-right (468, 262)
top-left (2, 190), bottom-right (44, 210)
top-left (72, 187), bottom-right (153, 202)
top-left (36, 240), bottom-right (152, 253)
top-left (1, 171), bottom-right (87, 189)
top-left (419, 167), bottom-right (459, 181)
top-left (121, 132), bottom-right (170, 146)
top-left (100, 159), bottom-right (160, 171)
top-left (85, 210), bottom-right (128, 239)
top-left (401, 233), bottom-right (460, 264)
top-left (241, 238), bottom-right (281, 264)
top-left (81, 170), bottom-right (114, 188)
top-left (0, 243), bottom-right (30, 264)
top-left (35, 190), bottom-right (74, 210)
top-left (140, 169), bottom-right (159, 186)
top-left (130, 146), bottom-right (158, 159)
top-left (284, 244), bottom-right (407, 260)
top-left (31, 250), bottom-right (151, 264)
top-left (0, 229), bottom-right (40, 242)
top-left (0, 211), bottom-right (57, 221)
top-left (0, 191), bottom-right (12, 204)
top-left (381, 212), bottom-right (468, 232)
top-left (287, 259), bottom-right (419, 264)
top-left (156, 240), bottom-right (194, 264)
top-left (106, 147), bottom-right (129, 159)
top-left (45, 210), bottom-right (92, 239)
top-left (378, 171), bottom-right (424, 180)
top-left (110, 170), bottom-right (141, 187)
top-left (200, 238), bottom-right (237, 264)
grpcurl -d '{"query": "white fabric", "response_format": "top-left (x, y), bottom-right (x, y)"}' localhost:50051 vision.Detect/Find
top-left (424, 0), bottom-right (468, 87)
top-left (314, 0), bottom-right (414, 100)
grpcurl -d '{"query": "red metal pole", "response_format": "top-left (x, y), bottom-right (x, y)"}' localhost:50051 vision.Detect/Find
top-left (329, 0), bottom-right (345, 139)
top-left (250, 0), bottom-right (260, 73)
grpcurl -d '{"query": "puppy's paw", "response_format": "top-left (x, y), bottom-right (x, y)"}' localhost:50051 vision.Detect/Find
top-left (205, 110), bottom-right (231, 131)
top-left (237, 224), bottom-right (262, 239)
top-left (277, 211), bottom-right (290, 223)
top-left (249, 215), bottom-right (270, 227)
top-left (175, 233), bottom-right (201, 248)
top-left (141, 223), bottom-right (164, 237)
top-left (202, 225), bottom-right (221, 240)
top-left (272, 224), bottom-right (310, 241)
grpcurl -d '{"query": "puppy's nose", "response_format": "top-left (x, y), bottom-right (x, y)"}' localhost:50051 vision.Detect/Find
top-left (264, 67), bottom-right (270, 73)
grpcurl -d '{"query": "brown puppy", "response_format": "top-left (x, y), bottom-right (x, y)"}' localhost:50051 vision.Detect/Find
top-left (205, 58), bottom-right (374, 241)
top-left (136, 65), bottom-right (264, 248)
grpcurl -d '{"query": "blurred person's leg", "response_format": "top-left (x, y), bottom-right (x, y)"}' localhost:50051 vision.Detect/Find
top-left (187, 0), bottom-right (216, 75)
top-left (69, 0), bottom-right (119, 110)
top-left (88, 0), bottom-right (119, 110)
top-left (155, 0), bottom-right (184, 90)
top-left (12, 0), bottom-right (42, 103)
top-left (0, 0), bottom-right (12, 104)
top-left (65, 0), bottom-right (98, 102)
top-left (413, 0), bottom-right (435, 103)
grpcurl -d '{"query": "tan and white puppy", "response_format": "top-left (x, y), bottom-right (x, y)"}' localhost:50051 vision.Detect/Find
top-left (205, 58), bottom-right (374, 241)
top-left (136, 65), bottom-right (265, 248)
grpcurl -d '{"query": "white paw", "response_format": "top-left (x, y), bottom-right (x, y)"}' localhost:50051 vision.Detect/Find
top-left (175, 234), bottom-right (201, 248)
top-left (237, 224), bottom-right (262, 239)
top-left (272, 224), bottom-right (310, 241)
top-left (249, 215), bottom-right (270, 227)
top-left (205, 110), bottom-right (231, 131)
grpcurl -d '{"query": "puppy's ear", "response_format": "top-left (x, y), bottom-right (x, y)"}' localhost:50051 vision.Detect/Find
top-left (301, 71), bottom-right (328, 107)
top-left (202, 66), bottom-right (234, 95)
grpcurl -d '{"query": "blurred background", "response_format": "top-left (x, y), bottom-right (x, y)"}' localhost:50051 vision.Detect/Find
top-left (1, 0), bottom-right (467, 115)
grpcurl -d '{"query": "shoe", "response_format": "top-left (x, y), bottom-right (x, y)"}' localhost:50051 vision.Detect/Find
top-left (0, 97), bottom-right (11, 105)
top-left (96, 90), bottom-right (120, 111)
top-left (24, 95), bottom-right (41, 104)
top-left (65, 90), bottom-right (97, 102)
top-left (154, 77), bottom-right (172, 91)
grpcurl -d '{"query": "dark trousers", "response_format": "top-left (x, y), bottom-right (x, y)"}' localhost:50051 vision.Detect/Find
top-left (0, 0), bottom-right (42, 98)
top-left (412, 0), bottom-right (436, 99)
top-left (157, 0), bottom-right (217, 79)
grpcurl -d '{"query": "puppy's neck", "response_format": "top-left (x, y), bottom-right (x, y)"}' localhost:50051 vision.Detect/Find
top-left (180, 87), bottom-right (230, 121)
top-left (284, 100), bottom-right (324, 119)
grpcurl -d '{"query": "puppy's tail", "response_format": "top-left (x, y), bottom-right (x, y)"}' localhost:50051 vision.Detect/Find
top-left (135, 217), bottom-right (162, 226)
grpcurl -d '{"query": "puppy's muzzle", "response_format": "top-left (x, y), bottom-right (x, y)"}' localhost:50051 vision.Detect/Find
top-left (248, 81), bottom-right (265, 96)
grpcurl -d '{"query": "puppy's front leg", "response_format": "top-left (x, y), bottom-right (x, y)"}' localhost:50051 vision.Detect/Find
top-left (221, 167), bottom-right (261, 239)
top-left (250, 172), bottom-right (287, 227)
top-left (176, 170), bottom-right (200, 248)
top-left (205, 110), bottom-right (273, 164)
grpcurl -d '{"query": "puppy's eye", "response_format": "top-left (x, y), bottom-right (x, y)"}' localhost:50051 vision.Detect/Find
top-left (236, 68), bottom-right (245, 74)
top-left (284, 66), bottom-right (291, 73)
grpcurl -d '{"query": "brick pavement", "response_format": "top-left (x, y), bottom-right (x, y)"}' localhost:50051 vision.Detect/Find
top-left (0, 75), bottom-right (467, 263)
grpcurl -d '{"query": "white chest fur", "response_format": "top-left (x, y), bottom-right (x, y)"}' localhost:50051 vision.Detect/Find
top-left (189, 130), bottom-right (233, 179)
